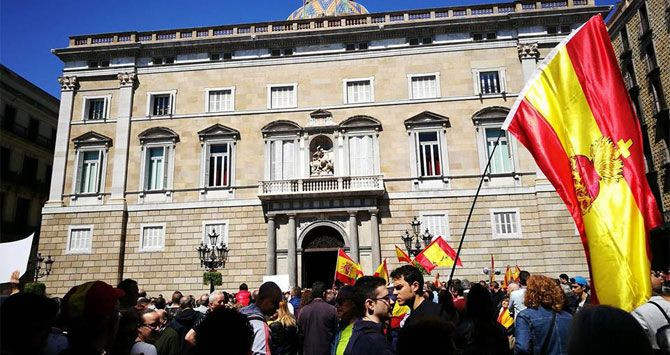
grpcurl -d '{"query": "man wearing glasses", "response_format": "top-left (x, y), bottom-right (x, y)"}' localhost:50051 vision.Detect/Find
top-left (344, 276), bottom-right (394, 355)
top-left (131, 310), bottom-right (161, 355)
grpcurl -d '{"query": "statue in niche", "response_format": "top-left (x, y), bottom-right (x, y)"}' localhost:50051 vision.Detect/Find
top-left (310, 145), bottom-right (334, 176)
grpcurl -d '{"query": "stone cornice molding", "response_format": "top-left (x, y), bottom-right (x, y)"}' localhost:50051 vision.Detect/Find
top-left (117, 72), bottom-right (137, 87)
top-left (58, 76), bottom-right (79, 92)
top-left (517, 42), bottom-right (540, 60)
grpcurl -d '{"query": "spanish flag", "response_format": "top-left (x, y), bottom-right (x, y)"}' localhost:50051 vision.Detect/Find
top-left (390, 302), bottom-right (410, 329)
top-left (395, 245), bottom-right (412, 264)
top-left (373, 259), bottom-right (389, 283)
top-left (502, 15), bottom-right (662, 311)
top-left (334, 249), bottom-right (363, 285)
top-left (502, 265), bottom-right (521, 289)
top-left (414, 237), bottom-right (462, 273)
top-left (497, 307), bottom-right (514, 330)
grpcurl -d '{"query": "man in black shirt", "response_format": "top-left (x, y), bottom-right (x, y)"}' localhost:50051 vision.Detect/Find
top-left (390, 265), bottom-right (444, 326)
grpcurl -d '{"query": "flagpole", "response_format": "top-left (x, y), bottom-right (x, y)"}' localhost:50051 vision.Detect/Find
top-left (448, 129), bottom-right (505, 285)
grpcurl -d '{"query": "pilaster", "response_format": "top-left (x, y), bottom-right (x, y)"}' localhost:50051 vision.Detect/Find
top-left (266, 215), bottom-right (277, 275)
top-left (287, 214), bottom-right (297, 287)
top-left (110, 72), bottom-right (137, 203)
top-left (348, 211), bottom-right (360, 263)
top-left (370, 209), bottom-right (381, 269)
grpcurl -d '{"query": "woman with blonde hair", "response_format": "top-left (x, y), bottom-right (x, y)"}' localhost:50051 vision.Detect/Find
top-left (269, 300), bottom-right (298, 354)
top-left (514, 275), bottom-right (573, 355)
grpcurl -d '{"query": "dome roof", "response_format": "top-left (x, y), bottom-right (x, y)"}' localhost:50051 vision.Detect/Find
top-left (288, 0), bottom-right (369, 20)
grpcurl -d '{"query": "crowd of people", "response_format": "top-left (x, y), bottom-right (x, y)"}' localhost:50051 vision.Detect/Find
top-left (1, 266), bottom-right (669, 355)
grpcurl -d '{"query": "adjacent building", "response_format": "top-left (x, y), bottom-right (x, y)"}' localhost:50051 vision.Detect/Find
top-left (0, 65), bottom-right (59, 250)
top-left (40, 0), bottom-right (610, 296)
top-left (608, 0), bottom-right (670, 268)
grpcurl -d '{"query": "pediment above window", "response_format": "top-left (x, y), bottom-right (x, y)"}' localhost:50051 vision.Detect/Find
top-left (261, 120), bottom-right (303, 137)
top-left (138, 127), bottom-right (180, 144)
top-left (72, 131), bottom-right (113, 149)
top-left (472, 106), bottom-right (510, 126)
top-left (404, 111), bottom-right (450, 130)
top-left (307, 109), bottom-right (335, 128)
top-left (197, 124), bottom-right (240, 141)
top-left (339, 115), bottom-right (382, 131)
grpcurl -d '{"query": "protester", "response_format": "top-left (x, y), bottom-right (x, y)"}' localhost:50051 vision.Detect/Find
top-left (558, 274), bottom-right (572, 296)
top-left (0, 292), bottom-right (60, 354)
top-left (509, 270), bottom-right (530, 318)
top-left (344, 276), bottom-right (394, 355)
top-left (297, 281), bottom-right (338, 355)
top-left (236, 283), bottom-right (252, 307)
top-left (191, 307), bottom-right (254, 355)
top-left (118, 279), bottom-right (140, 310)
top-left (455, 283), bottom-right (509, 354)
top-left (325, 289), bottom-right (336, 305)
top-left (332, 285), bottom-right (356, 355)
top-left (153, 309), bottom-right (180, 355)
top-left (240, 281), bottom-right (283, 355)
top-left (631, 272), bottom-right (670, 353)
top-left (568, 305), bottom-right (652, 355)
top-left (131, 310), bottom-right (160, 355)
top-left (567, 276), bottom-right (591, 314)
top-left (450, 279), bottom-right (466, 315)
top-left (185, 291), bottom-right (227, 346)
top-left (437, 288), bottom-right (459, 324)
top-left (514, 275), bottom-right (572, 355)
top-left (391, 265), bottom-right (444, 326)
top-left (490, 281), bottom-right (505, 314)
top-left (194, 293), bottom-right (209, 314)
top-left (397, 316), bottom-right (455, 355)
top-left (269, 300), bottom-right (299, 355)
top-left (289, 287), bottom-right (302, 316)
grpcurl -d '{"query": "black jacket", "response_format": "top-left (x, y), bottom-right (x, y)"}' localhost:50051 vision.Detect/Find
top-left (270, 321), bottom-right (298, 355)
top-left (344, 320), bottom-right (394, 355)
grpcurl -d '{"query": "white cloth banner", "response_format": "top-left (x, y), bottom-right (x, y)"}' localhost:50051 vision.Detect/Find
top-left (263, 274), bottom-right (290, 292)
top-left (0, 233), bottom-right (34, 283)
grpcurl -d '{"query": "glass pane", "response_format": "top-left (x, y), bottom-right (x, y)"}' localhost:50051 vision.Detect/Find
top-left (418, 131), bottom-right (438, 142)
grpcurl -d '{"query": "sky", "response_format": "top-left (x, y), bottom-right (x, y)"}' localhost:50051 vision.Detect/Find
top-left (0, 0), bottom-right (618, 99)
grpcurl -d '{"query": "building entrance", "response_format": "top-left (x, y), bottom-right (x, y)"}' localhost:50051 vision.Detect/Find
top-left (301, 225), bottom-right (345, 288)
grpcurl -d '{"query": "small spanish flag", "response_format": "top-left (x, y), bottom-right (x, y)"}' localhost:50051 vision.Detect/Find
top-left (502, 265), bottom-right (521, 289)
top-left (414, 237), bottom-right (462, 273)
top-left (497, 307), bottom-right (514, 329)
top-left (503, 15), bottom-right (662, 311)
top-left (334, 249), bottom-right (363, 285)
top-left (395, 245), bottom-right (412, 264)
top-left (373, 259), bottom-right (389, 283)
top-left (390, 302), bottom-right (410, 329)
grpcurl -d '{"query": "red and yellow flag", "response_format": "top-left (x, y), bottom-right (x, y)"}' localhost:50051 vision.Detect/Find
top-left (395, 245), bottom-right (412, 264)
top-left (414, 237), bottom-right (462, 273)
top-left (502, 265), bottom-right (521, 289)
top-left (373, 259), bottom-right (389, 283)
top-left (497, 307), bottom-right (514, 329)
top-left (390, 301), bottom-right (410, 329)
top-left (502, 15), bottom-right (662, 311)
top-left (334, 249), bottom-right (363, 286)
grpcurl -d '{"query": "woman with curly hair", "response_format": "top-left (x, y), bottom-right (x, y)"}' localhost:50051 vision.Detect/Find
top-left (514, 275), bottom-right (573, 355)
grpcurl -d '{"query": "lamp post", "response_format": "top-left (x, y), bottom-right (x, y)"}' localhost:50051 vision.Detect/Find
top-left (197, 229), bottom-right (230, 293)
top-left (401, 217), bottom-right (433, 257)
top-left (31, 253), bottom-right (55, 282)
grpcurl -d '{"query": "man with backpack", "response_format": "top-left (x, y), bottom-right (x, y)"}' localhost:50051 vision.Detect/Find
top-left (632, 271), bottom-right (670, 353)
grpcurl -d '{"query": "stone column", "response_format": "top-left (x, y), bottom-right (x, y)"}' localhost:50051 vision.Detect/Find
top-left (370, 209), bottom-right (381, 267)
top-left (266, 215), bottom-right (276, 275)
top-left (348, 211), bottom-right (360, 262)
top-left (46, 76), bottom-right (78, 207)
top-left (287, 214), bottom-right (297, 287)
top-left (517, 43), bottom-right (546, 181)
top-left (110, 72), bottom-right (137, 203)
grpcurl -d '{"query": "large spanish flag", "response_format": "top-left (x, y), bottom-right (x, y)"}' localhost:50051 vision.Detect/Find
top-left (415, 237), bottom-right (462, 273)
top-left (502, 15), bottom-right (662, 311)
top-left (334, 249), bottom-right (363, 285)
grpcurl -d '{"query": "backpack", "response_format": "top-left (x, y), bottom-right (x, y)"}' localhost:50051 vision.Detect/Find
top-left (649, 301), bottom-right (670, 352)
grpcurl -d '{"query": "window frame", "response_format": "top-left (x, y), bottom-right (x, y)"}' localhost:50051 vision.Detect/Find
top-left (267, 83), bottom-right (298, 109)
top-left (481, 125), bottom-right (515, 175)
top-left (419, 211), bottom-right (450, 240)
top-left (407, 73), bottom-right (441, 100)
top-left (345, 132), bottom-right (380, 176)
top-left (81, 95), bottom-right (111, 121)
top-left (201, 140), bottom-right (235, 190)
top-left (146, 90), bottom-right (177, 117)
top-left (202, 220), bottom-right (230, 247)
top-left (267, 138), bottom-right (298, 180)
top-left (66, 225), bottom-right (94, 254)
top-left (490, 209), bottom-right (522, 239)
top-left (139, 223), bottom-right (166, 252)
top-left (72, 147), bottom-right (107, 198)
top-left (472, 68), bottom-right (507, 96)
top-left (205, 87), bottom-right (236, 113)
top-left (139, 143), bottom-right (174, 194)
top-left (342, 77), bottom-right (375, 104)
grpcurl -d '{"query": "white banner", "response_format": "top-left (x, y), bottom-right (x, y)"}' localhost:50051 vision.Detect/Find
top-left (263, 274), bottom-right (290, 292)
top-left (0, 233), bottom-right (34, 283)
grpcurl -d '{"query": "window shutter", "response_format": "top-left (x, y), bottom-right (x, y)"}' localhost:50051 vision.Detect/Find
top-left (75, 152), bottom-right (84, 193)
top-left (349, 136), bottom-right (359, 176)
top-left (94, 152), bottom-right (103, 193)
top-left (204, 144), bottom-right (211, 187)
top-left (271, 141), bottom-right (282, 180)
top-left (162, 147), bottom-right (169, 189)
top-left (144, 148), bottom-right (151, 190)
top-left (283, 141), bottom-right (294, 179)
top-left (363, 135), bottom-right (373, 175)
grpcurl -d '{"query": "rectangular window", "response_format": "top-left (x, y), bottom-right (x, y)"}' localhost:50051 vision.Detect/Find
top-left (269, 85), bottom-right (296, 109)
top-left (639, 4), bottom-right (650, 34)
top-left (86, 98), bottom-right (107, 120)
top-left (28, 118), bottom-right (39, 139)
top-left (151, 94), bottom-right (172, 116)
top-left (146, 147), bottom-right (167, 190)
top-left (491, 210), bottom-right (521, 238)
top-left (208, 89), bottom-right (234, 112)
top-left (203, 221), bottom-right (228, 246)
top-left (3, 105), bottom-right (16, 129)
top-left (1, 147), bottom-right (10, 173)
top-left (410, 75), bottom-right (439, 99)
top-left (485, 128), bottom-right (513, 174)
top-left (67, 226), bottom-right (93, 253)
top-left (650, 78), bottom-right (666, 114)
top-left (417, 131), bottom-right (441, 177)
top-left (420, 213), bottom-right (449, 239)
top-left (15, 197), bottom-right (30, 227)
top-left (208, 144), bottom-right (231, 187)
top-left (140, 225), bottom-right (165, 251)
top-left (349, 135), bottom-right (374, 176)
top-left (270, 140), bottom-right (295, 180)
top-left (621, 27), bottom-right (630, 52)
top-left (21, 156), bottom-right (37, 181)
top-left (345, 80), bottom-right (373, 104)
top-left (76, 150), bottom-right (102, 194)
top-left (479, 71), bottom-right (501, 94)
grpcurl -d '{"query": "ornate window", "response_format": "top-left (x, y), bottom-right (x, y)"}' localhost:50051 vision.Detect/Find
top-left (71, 132), bottom-right (112, 203)
top-left (138, 127), bottom-right (179, 202)
top-left (262, 120), bottom-right (302, 180)
top-left (472, 107), bottom-right (519, 182)
top-left (339, 115), bottom-right (382, 177)
top-left (198, 124), bottom-right (239, 198)
top-left (404, 111), bottom-right (450, 189)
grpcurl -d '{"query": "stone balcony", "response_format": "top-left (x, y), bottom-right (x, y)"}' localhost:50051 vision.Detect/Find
top-left (258, 175), bottom-right (384, 200)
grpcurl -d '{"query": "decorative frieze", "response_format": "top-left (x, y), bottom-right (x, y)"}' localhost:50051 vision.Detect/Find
top-left (117, 72), bottom-right (137, 87)
top-left (517, 42), bottom-right (540, 60)
top-left (57, 76), bottom-right (78, 91)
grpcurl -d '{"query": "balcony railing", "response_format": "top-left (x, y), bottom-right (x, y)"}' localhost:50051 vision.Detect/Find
top-left (258, 175), bottom-right (384, 199)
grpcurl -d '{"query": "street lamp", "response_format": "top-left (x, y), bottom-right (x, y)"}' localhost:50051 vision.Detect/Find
top-left (197, 229), bottom-right (229, 293)
top-left (31, 253), bottom-right (55, 282)
top-left (401, 217), bottom-right (433, 257)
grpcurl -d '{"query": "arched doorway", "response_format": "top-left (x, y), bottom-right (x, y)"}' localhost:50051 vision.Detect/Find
top-left (301, 225), bottom-right (345, 288)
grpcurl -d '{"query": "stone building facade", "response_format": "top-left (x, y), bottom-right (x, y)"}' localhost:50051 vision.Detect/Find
top-left (1, 65), bottom-right (59, 250)
top-left (608, 0), bottom-right (670, 268)
top-left (40, 0), bottom-right (611, 296)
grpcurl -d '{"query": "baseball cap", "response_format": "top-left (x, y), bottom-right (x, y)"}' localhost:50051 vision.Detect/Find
top-left (62, 281), bottom-right (125, 319)
top-left (572, 276), bottom-right (588, 287)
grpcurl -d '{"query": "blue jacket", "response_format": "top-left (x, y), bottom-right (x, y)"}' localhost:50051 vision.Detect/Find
top-left (514, 307), bottom-right (572, 355)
